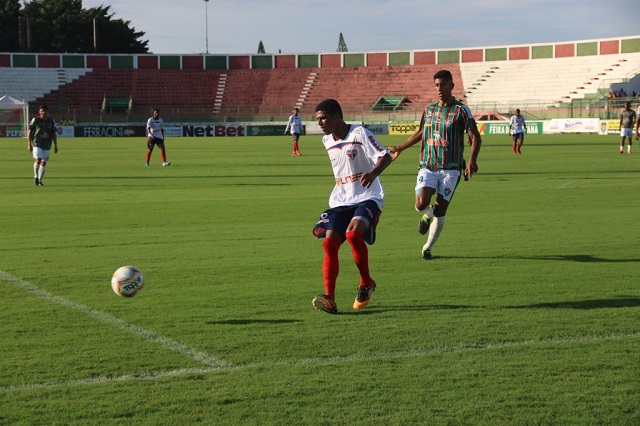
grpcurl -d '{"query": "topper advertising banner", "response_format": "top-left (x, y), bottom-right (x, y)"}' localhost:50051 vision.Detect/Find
top-left (389, 123), bottom-right (420, 135)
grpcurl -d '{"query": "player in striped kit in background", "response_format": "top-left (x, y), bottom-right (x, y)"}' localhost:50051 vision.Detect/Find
top-left (388, 70), bottom-right (482, 260)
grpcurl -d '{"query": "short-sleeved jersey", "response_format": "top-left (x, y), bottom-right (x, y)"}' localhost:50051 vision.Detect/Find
top-left (147, 116), bottom-right (164, 138)
top-left (285, 115), bottom-right (303, 134)
top-left (419, 100), bottom-right (476, 171)
top-left (620, 109), bottom-right (636, 129)
top-left (322, 125), bottom-right (389, 210)
top-left (29, 117), bottom-right (56, 150)
top-left (509, 114), bottom-right (526, 134)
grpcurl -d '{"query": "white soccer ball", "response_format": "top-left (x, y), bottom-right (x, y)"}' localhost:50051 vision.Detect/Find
top-left (111, 266), bottom-right (144, 297)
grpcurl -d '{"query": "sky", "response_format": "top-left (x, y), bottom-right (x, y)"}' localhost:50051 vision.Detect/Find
top-left (81, 0), bottom-right (640, 55)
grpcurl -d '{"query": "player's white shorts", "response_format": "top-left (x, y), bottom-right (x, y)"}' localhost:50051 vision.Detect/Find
top-left (32, 147), bottom-right (50, 161)
top-left (415, 168), bottom-right (461, 202)
top-left (621, 128), bottom-right (633, 138)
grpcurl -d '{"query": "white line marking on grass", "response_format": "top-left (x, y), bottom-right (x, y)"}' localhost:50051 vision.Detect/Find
top-left (0, 270), bottom-right (231, 369)
top-left (0, 367), bottom-right (226, 393)
top-left (1, 324), bottom-right (638, 394)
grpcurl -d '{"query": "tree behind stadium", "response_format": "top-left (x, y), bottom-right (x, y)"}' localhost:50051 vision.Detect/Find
top-left (0, 0), bottom-right (148, 53)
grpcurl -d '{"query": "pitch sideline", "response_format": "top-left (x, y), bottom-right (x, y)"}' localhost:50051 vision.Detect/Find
top-left (2, 270), bottom-right (639, 394)
top-left (2, 329), bottom-right (639, 394)
top-left (0, 270), bottom-right (231, 369)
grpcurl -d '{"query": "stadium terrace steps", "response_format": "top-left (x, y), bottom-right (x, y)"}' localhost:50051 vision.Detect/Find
top-left (1, 68), bottom-right (89, 103)
top-left (460, 52), bottom-right (640, 109)
top-left (35, 69), bottom-right (222, 112)
top-left (298, 66), bottom-right (462, 113)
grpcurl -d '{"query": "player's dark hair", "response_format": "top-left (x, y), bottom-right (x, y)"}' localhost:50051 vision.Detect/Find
top-left (315, 99), bottom-right (343, 118)
top-left (153, 108), bottom-right (160, 113)
top-left (433, 70), bottom-right (453, 82)
top-left (39, 104), bottom-right (48, 110)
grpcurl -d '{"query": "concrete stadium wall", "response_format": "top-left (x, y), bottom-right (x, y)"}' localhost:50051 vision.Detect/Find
top-left (1, 36), bottom-right (638, 70)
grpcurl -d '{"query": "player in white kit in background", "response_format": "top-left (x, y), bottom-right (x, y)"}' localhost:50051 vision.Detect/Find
top-left (146, 109), bottom-right (170, 166)
top-left (284, 107), bottom-right (303, 156)
top-left (509, 108), bottom-right (527, 155)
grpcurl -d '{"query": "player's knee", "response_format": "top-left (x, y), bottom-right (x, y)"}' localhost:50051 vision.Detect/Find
top-left (434, 204), bottom-right (448, 217)
top-left (322, 237), bottom-right (341, 253)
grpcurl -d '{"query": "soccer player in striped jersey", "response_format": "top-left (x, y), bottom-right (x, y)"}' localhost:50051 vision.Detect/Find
top-left (388, 70), bottom-right (482, 260)
top-left (27, 105), bottom-right (58, 186)
top-left (284, 107), bottom-right (303, 156)
top-left (311, 99), bottom-right (392, 314)
top-left (146, 109), bottom-right (170, 166)
top-left (509, 108), bottom-right (527, 154)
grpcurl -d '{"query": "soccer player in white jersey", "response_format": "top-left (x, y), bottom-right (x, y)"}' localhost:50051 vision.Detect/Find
top-left (509, 108), bottom-right (526, 154)
top-left (619, 101), bottom-right (636, 154)
top-left (311, 99), bottom-right (392, 314)
top-left (145, 109), bottom-right (170, 166)
top-left (284, 107), bottom-right (303, 156)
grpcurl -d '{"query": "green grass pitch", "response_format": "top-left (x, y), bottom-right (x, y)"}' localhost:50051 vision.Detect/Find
top-left (0, 133), bottom-right (639, 424)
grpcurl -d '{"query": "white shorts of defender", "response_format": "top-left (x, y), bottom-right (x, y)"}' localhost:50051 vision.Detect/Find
top-left (32, 147), bottom-right (50, 161)
top-left (620, 128), bottom-right (633, 138)
top-left (415, 168), bottom-right (461, 202)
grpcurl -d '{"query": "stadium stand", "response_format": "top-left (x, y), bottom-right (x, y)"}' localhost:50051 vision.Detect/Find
top-left (298, 66), bottom-right (460, 115)
top-left (0, 68), bottom-right (88, 103)
top-left (2, 35), bottom-right (638, 122)
top-left (214, 66), bottom-right (458, 117)
top-left (461, 53), bottom-right (640, 109)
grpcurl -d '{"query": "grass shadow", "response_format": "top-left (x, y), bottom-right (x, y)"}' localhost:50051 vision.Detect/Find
top-left (506, 296), bottom-right (640, 310)
top-left (206, 319), bottom-right (302, 325)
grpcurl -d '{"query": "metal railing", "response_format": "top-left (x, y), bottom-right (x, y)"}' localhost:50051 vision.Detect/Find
top-left (33, 96), bottom-right (638, 125)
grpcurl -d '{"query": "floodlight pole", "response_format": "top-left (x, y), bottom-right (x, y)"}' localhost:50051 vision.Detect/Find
top-left (204, 0), bottom-right (210, 54)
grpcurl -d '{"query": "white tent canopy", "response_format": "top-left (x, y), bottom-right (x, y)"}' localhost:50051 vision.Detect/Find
top-left (0, 95), bottom-right (29, 137)
top-left (0, 95), bottom-right (26, 106)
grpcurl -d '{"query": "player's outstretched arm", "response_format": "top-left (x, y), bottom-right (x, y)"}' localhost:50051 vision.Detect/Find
top-left (387, 129), bottom-right (422, 161)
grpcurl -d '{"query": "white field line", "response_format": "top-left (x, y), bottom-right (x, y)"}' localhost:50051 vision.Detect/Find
top-left (2, 271), bottom-right (639, 394)
top-left (0, 270), bottom-right (231, 369)
top-left (2, 331), bottom-right (638, 394)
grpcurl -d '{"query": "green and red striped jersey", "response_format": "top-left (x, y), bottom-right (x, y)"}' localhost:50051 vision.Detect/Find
top-left (419, 100), bottom-right (476, 171)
